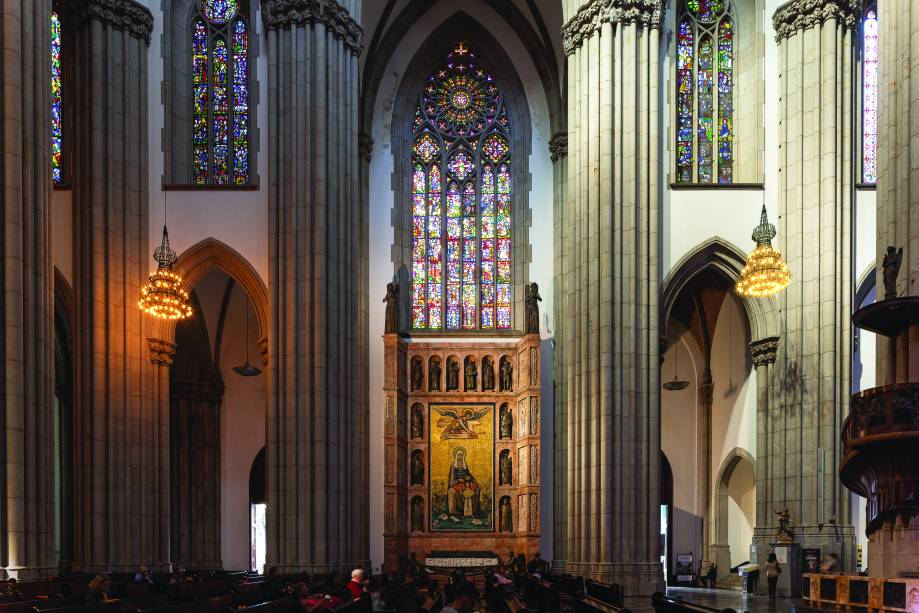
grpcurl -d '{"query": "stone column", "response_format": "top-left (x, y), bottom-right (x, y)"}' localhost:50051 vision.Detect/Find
top-left (261, 0), bottom-right (367, 572)
top-left (762, 0), bottom-right (858, 568)
top-left (0, 0), bottom-right (57, 580)
top-left (697, 371), bottom-right (716, 569)
top-left (748, 336), bottom-right (778, 584)
top-left (558, 0), bottom-right (663, 593)
top-left (65, 0), bottom-right (164, 572)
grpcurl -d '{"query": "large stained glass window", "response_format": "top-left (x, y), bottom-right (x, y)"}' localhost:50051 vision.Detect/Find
top-left (192, 0), bottom-right (249, 185)
top-left (52, 11), bottom-right (62, 184)
top-left (675, 0), bottom-right (735, 184)
top-left (862, 6), bottom-right (878, 184)
top-left (411, 42), bottom-right (512, 331)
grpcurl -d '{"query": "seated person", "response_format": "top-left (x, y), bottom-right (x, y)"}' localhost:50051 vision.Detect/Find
top-left (442, 581), bottom-right (479, 613)
top-left (134, 565), bottom-right (154, 584)
top-left (87, 575), bottom-right (117, 603)
top-left (527, 552), bottom-right (548, 578)
top-left (493, 565), bottom-right (513, 587)
top-left (345, 569), bottom-right (367, 601)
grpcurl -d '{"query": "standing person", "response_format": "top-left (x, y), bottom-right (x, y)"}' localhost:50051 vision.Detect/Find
top-left (345, 569), bottom-right (367, 601)
top-left (705, 563), bottom-right (717, 589)
top-left (765, 553), bottom-right (781, 601)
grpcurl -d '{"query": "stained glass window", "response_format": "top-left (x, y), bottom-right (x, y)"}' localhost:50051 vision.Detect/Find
top-left (863, 6), bottom-right (878, 184)
top-left (52, 11), bottom-right (62, 184)
top-left (411, 42), bottom-right (512, 331)
top-left (675, 0), bottom-right (734, 184)
top-left (193, 0), bottom-right (249, 185)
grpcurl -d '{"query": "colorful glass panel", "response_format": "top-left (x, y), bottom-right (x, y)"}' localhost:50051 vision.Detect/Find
top-left (202, 0), bottom-right (237, 24)
top-left (717, 17), bottom-right (734, 183)
top-left (232, 19), bottom-right (248, 183)
top-left (676, 18), bottom-right (694, 183)
top-left (51, 11), bottom-right (62, 183)
top-left (687, 0), bottom-right (724, 22)
top-left (863, 8), bottom-right (878, 184)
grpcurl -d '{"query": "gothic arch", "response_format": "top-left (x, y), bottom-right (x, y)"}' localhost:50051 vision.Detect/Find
top-left (713, 447), bottom-right (756, 548)
top-left (660, 237), bottom-right (779, 343)
top-left (855, 262), bottom-right (876, 309)
top-left (389, 13), bottom-right (535, 332)
top-left (176, 238), bottom-right (269, 339)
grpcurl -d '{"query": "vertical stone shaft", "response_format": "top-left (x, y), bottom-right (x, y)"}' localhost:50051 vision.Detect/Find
top-left (0, 0), bottom-right (56, 580)
top-left (67, 0), bottom-right (161, 571)
top-left (697, 371), bottom-right (714, 564)
top-left (877, 1), bottom-right (919, 384)
top-left (559, 0), bottom-right (663, 593)
top-left (262, 0), bottom-right (366, 572)
top-left (767, 0), bottom-right (856, 562)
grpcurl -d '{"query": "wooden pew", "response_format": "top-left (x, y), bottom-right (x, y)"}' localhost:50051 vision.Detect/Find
top-left (651, 592), bottom-right (737, 613)
top-left (585, 579), bottom-right (624, 608)
top-left (41, 594), bottom-right (169, 613)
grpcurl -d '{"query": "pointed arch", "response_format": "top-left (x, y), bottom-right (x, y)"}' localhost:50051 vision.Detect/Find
top-left (175, 238), bottom-right (269, 339)
top-left (713, 447), bottom-right (756, 553)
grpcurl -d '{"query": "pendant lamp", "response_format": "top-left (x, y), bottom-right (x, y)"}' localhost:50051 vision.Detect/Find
top-left (233, 298), bottom-right (262, 377)
top-left (736, 204), bottom-right (792, 298)
top-left (139, 194), bottom-right (193, 320)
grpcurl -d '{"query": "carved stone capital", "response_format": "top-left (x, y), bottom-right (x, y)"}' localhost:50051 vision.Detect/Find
top-left (259, 336), bottom-right (269, 367)
top-left (698, 369), bottom-right (714, 405)
top-left (147, 337), bottom-right (177, 367)
top-left (549, 132), bottom-right (568, 162)
top-left (359, 132), bottom-right (374, 163)
top-left (749, 336), bottom-right (780, 367)
top-left (562, 0), bottom-right (665, 56)
top-left (772, 0), bottom-right (861, 42)
top-left (66, 0), bottom-right (155, 44)
top-left (261, 0), bottom-right (364, 54)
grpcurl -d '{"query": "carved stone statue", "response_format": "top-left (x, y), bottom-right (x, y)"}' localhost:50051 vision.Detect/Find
top-left (525, 282), bottom-right (542, 334)
top-left (410, 403), bottom-right (424, 439)
top-left (429, 358), bottom-right (441, 391)
top-left (384, 281), bottom-right (399, 333)
top-left (411, 451), bottom-right (424, 485)
top-left (411, 496), bottom-right (424, 532)
top-left (882, 245), bottom-right (904, 300)
top-left (411, 358), bottom-right (423, 391)
top-left (499, 497), bottom-right (513, 532)
top-left (447, 358), bottom-right (460, 391)
top-left (500, 358), bottom-right (513, 392)
top-left (464, 357), bottom-right (477, 391)
top-left (499, 404), bottom-right (513, 439)
top-left (775, 507), bottom-right (794, 543)
top-left (500, 451), bottom-right (512, 485)
top-left (482, 357), bottom-right (495, 391)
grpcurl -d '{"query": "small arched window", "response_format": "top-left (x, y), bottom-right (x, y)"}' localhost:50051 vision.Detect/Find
top-left (51, 10), bottom-right (62, 184)
top-left (675, 0), bottom-right (735, 184)
top-left (191, 0), bottom-right (250, 185)
top-left (862, 4), bottom-right (878, 184)
top-left (410, 41), bottom-right (512, 331)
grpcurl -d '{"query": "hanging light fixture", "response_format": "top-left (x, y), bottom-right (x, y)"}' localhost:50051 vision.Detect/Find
top-left (735, 204), bottom-right (792, 298)
top-left (138, 195), bottom-right (194, 320)
top-left (233, 298), bottom-right (262, 377)
top-left (662, 335), bottom-right (690, 391)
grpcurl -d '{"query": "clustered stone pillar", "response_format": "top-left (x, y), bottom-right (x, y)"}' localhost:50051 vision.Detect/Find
top-left (65, 0), bottom-right (166, 571)
top-left (0, 0), bottom-right (57, 580)
top-left (697, 370), bottom-right (716, 571)
top-left (748, 336), bottom-right (778, 573)
top-left (261, 0), bottom-right (368, 572)
top-left (557, 0), bottom-right (663, 593)
top-left (757, 0), bottom-right (858, 568)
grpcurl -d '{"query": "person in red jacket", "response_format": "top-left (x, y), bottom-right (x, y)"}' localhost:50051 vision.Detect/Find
top-left (345, 569), bottom-right (367, 601)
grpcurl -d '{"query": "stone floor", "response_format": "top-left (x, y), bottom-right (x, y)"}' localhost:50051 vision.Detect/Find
top-left (621, 587), bottom-right (830, 613)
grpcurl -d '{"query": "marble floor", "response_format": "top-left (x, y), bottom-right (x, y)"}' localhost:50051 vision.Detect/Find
top-left (621, 587), bottom-right (830, 613)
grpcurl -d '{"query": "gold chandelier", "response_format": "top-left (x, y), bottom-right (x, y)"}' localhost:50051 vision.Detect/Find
top-left (138, 225), bottom-right (193, 320)
top-left (736, 205), bottom-right (791, 298)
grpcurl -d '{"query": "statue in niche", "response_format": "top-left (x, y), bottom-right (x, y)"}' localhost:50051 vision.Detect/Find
top-left (446, 358), bottom-right (460, 391)
top-left (499, 404), bottom-right (513, 439)
top-left (883, 245), bottom-right (904, 299)
top-left (429, 358), bottom-right (441, 391)
top-left (411, 358), bottom-right (424, 391)
top-left (482, 357), bottom-right (495, 391)
top-left (411, 496), bottom-right (424, 532)
top-left (500, 358), bottom-right (513, 392)
top-left (499, 451), bottom-right (512, 486)
top-left (464, 357), bottom-right (477, 391)
top-left (410, 403), bottom-right (424, 439)
top-left (411, 451), bottom-right (424, 485)
top-left (383, 281), bottom-right (399, 333)
top-left (499, 497), bottom-right (513, 532)
top-left (525, 282), bottom-right (542, 334)
top-left (530, 401), bottom-right (539, 435)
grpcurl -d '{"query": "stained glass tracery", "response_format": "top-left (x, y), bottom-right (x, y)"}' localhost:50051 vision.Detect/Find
top-left (411, 42), bottom-right (512, 331)
top-left (193, 0), bottom-right (249, 185)
top-left (863, 7), bottom-right (878, 184)
top-left (52, 11), bottom-right (62, 184)
top-left (675, 0), bottom-right (734, 184)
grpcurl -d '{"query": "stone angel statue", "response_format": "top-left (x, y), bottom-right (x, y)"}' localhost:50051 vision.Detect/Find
top-left (882, 245), bottom-right (903, 300)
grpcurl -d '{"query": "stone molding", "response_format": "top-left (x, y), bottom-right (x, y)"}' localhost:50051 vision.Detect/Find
top-left (562, 0), bottom-right (665, 55)
top-left (147, 337), bottom-right (177, 366)
top-left (549, 131), bottom-right (568, 162)
top-left (260, 0), bottom-right (364, 54)
top-left (358, 132), bottom-right (374, 163)
top-left (772, 0), bottom-right (861, 42)
top-left (749, 336), bottom-right (780, 367)
top-left (67, 0), bottom-right (155, 44)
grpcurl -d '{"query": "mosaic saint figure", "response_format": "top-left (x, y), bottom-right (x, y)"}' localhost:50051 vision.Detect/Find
top-left (447, 446), bottom-right (481, 522)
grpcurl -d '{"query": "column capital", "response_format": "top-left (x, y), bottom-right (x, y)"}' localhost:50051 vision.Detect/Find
top-left (549, 132), bottom-right (568, 162)
top-left (260, 0), bottom-right (364, 54)
top-left (772, 0), bottom-right (861, 42)
top-left (698, 369), bottom-right (714, 405)
top-left (65, 0), bottom-right (155, 45)
top-left (259, 336), bottom-right (269, 367)
top-left (562, 0), bottom-right (665, 55)
top-left (749, 336), bottom-right (780, 367)
top-left (147, 337), bottom-right (177, 366)
top-left (359, 132), bottom-right (374, 163)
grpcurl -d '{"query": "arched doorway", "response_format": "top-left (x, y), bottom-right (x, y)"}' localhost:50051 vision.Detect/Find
top-left (661, 452), bottom-right (674, 584)
top-left (713, 449), bottom-right (756, 573)
top-left (249, 447), bottom-right (266, 573)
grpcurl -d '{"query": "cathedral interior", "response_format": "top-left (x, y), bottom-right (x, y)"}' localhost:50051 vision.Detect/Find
top-left (2, 0), bottom-right (919, 611)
